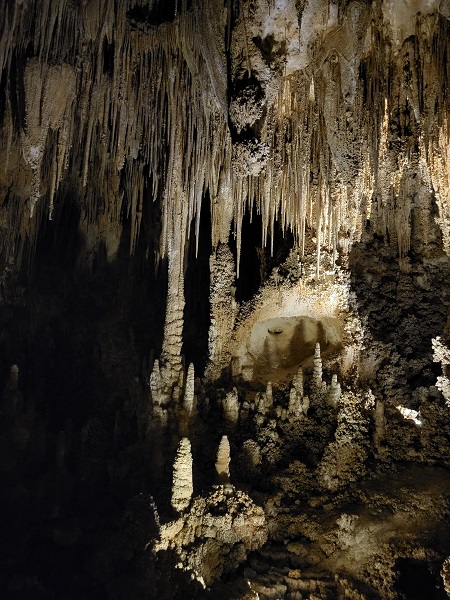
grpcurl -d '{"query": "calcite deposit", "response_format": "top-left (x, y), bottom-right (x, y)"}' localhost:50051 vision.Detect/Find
top-left (2, 0), bottom-right (450, 599)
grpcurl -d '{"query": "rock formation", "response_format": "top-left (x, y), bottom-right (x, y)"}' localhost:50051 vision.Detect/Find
top-left (171, 437), bottom-right (193, 513)
top-left (442, 556), bottom-right (450, 597)
top-left (215, 435), bottom-right (231, 481)
top-left (2, 0), bottom-right (450, 598)
top-left (156, 485), bottom-right (268, 588)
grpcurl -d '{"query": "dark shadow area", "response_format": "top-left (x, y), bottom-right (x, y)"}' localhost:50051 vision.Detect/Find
top-left (230, 209), bottom-right (294, 303)
top-left (0, 182), bottom-right (173, 598)
top-left (8, 49), bottom-right (28, 131)
top-left (126, 0), bottom-right (192, 29)
top-left (252, 34), bottom-right (287, 68)
top-left (183, 192), bottom-right (212, 374)
top-left (348, 194), bottom-right (450, 405)
top-left (395, 558), bottom-right (447, 600)
top-left (127, 166), bottom-right (167, 364)
top-left (102, 36), bottom-right (115, 77)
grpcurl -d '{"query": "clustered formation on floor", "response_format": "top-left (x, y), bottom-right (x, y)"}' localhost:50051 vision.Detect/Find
top-left (136, 245), bottom-right (450, 599)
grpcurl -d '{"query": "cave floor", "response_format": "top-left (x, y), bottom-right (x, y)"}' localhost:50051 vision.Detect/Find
top-left (210, 462), bottom-right (450, 599)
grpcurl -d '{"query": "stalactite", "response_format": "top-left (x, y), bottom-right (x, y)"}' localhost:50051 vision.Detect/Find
top-left (293, 366), bottom-right (304, 398)
top-left (0, 1), bottom-right (440, 273)
top-left (5, 3), bottom-right (450, 593)
top-left (4, 1), bottom-right (450, 383)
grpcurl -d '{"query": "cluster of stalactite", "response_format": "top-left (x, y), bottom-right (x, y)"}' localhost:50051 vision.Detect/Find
top-left (0, 0), bottom-right (232, 261)
top-left (3, 1), bottom-right (450, 380)
top-left (2, 1), bottom-right (450, 260)
top-left (230, 3), bottom-right (450, 268)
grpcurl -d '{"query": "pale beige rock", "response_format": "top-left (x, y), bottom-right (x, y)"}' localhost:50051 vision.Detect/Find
top-left (183, 363), bottom-right (195, 415)
top-left (216, 435), bottom-right (231, 480)
top-left (149, 359), bottom-right (165, 405)
top-left (328, 374), bottom-right (341, 405)
top-left (442, 556), bottom-right (450, 597)
top-left (2, 1), bottom-right (450, 596)
top-left (313, 343), bottom-right (323, 389)
top-left (22, 59), bottom-right (76, 218)
top-left (171, 438), bottom-right (194, 513)
top-left (156, 486), bottom-right (268, 586)
top-left (223, 387), bottom-right (239, 425)
top-left (206, 244), bottom-right (237, 380)
top-left (433, 337), bottom-right (450, 406)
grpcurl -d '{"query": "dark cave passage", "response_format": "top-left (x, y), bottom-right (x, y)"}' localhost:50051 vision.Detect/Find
top-left (183, 192), bottom-right (212, 374)
top-left (395, 558), bottom-right (447, 600)
top-left (230, 208), bottom-right (294, 303)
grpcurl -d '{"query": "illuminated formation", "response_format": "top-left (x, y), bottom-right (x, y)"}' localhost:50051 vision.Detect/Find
top-left (2, 1), bottom-right (450, 598)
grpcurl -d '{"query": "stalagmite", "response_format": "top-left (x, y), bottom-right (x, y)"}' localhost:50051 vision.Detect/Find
top-left (288, 387), bottom-right (310, 418)
top-left (215, 435), bottom-right (231, 481)
top-left (318, 391), bottom-right (369, 491)
top-left (171, 438), bottom-right (194, 514)
top-left (441, 557), bottom-right (450, 597)
top-left (328, 374), bottom-right (341, 405)
top-left (183, 363), bottom-right (195, 416)
top-left (293, 367), bottom-right (304, 398)
top-left (302, 395), bottom-right (310, 416)
top-left (223, 387), bottom-right (239, 425)
top-left (265, 382), bottom-right (273, 411)
top-left (2, 1), bottom-right (450, 598)
top-left (311, 343), bottom-right (326, 400)
top-left (288, 387), bottom-right (300, 416)
top-left (288, 367), bottom-right (309, 417)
